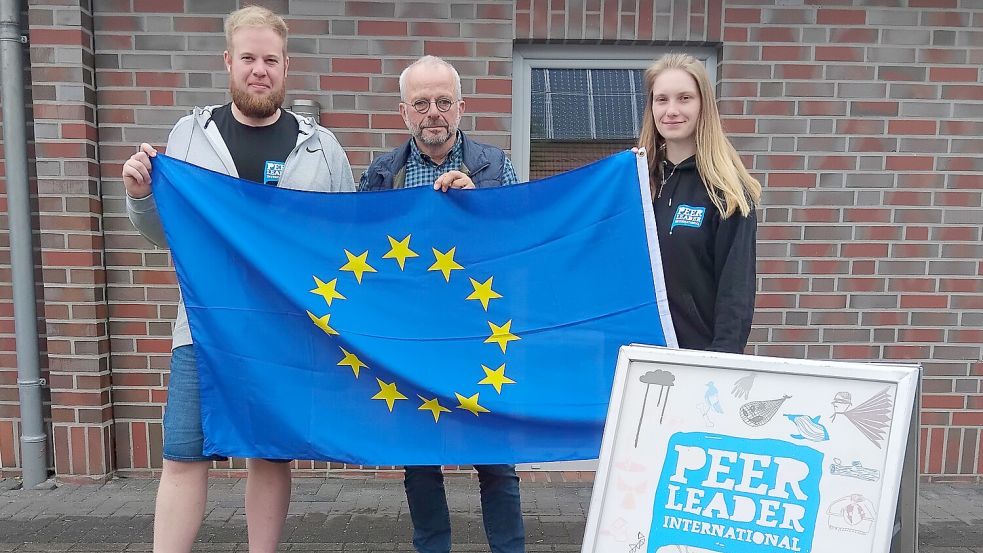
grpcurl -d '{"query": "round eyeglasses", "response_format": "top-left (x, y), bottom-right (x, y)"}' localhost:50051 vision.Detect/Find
top-left (405, 97), bottom-right (456, 114)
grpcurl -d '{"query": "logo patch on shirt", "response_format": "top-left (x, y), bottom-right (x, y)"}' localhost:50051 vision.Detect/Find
top-left (264, 161), bottom-right (285, 185)
top-left (671, 204), bottom-right (706, 232)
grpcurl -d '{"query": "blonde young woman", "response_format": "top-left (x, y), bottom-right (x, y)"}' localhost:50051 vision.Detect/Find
top-left (637, 53), bottom-right (761, 353)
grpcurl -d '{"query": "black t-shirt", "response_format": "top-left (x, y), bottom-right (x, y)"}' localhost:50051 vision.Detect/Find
top-left (210, 103), bottom-right (299, 185)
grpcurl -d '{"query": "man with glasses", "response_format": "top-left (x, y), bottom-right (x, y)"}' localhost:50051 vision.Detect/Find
top-left (358, 55), bottom-right (524, 553)
top-left (359, 55), bottom-right (518, 192)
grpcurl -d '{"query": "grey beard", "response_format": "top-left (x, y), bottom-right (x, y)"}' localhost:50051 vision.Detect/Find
top-left (414, 125), bottom-right (455, 146)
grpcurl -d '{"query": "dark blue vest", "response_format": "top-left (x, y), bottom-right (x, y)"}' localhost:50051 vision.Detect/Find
top-left (359, 131), bottom-right (508, 191)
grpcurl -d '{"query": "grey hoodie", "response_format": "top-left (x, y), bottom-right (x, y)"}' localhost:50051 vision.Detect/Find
top-left (127, 104), bottom-right (356, 349)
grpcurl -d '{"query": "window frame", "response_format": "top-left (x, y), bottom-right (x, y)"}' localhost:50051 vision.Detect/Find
top-left (511, 45), bottom-right (718, 182)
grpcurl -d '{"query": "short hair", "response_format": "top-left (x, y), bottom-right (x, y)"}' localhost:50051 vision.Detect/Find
top-left (224, 5), bottom-right (289, 54)
top-left (398, 56), bottom-right (462, 101)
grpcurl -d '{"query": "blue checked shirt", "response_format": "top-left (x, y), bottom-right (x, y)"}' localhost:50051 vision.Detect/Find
top-left (403, 132), bottom-right (518, 188)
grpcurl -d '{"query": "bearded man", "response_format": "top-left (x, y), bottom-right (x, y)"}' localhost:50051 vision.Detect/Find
top-left (121, 6), bottom-right (354, 552)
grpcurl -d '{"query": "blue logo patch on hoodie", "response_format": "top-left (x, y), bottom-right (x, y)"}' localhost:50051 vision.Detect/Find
top-left (264, 161), bottom-right (285, 185)
top-left (671, 204), bottom-right (706, 232)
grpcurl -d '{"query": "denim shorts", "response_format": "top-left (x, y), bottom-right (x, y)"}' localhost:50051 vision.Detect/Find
top-left (163, 345), bottom-right (291, 464)
top-left (162, 345), bottom-right (227, 462)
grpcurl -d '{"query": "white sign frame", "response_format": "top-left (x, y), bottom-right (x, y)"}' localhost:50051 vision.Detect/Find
top-left (583, 344), bottom-right (920, 553)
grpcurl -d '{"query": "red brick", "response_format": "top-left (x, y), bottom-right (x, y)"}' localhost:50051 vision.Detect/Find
top-left (357, 20), bottom-right (408, 36)
top-left (320, 75), bottom-right (370, 92)
top-left (324, 113), bottom-right (370, 129)
top-left (945, 428), bottom-right (962, 473)
top-left (930, 67), bottom-right (980, 82)
top-left (723, 27), bottom-right (747, 42)
top-left (174, 16), bottom-right (223, 33)
top-left (475, 79), bottom-right (512, 95)
top-left (30, 28), bottom-right (90, 47)
top-left (135, 72), bottom-right (183, 88)
top-left (332, 58), bottom-right (382, 74)
top-left (476, 3), bottom-right (510, 19)
top-left (898, 324), bottom-right (946, 343)
top-left (515, 12), bottom-right (532, 39)
top-left (136, 338), bottom-right (171, 354)
top-left (61, 124), bottom-right (98, 141)
top-left (953, 413), bottom-right (983, 427)
top-left (96, 15), bottom-right (141, 32)
top-left (724, 8), bottom-right (760, 23)
top-left (926, 427), bottom-right (942, 474)
top-left (96, 34), bottom-right (133, 49)
top-left (149, 90), bottom-right (173, 106)
top-left (463, 97), bottom-right (513, 114)
top-left (817, 8), bottom-right (865, 25)
top-left (133, 0), bottom-right (182, 12)
top-left (761, 46), bottom-right (810, 61)
top-left (370, 114), bottom-right (405, 130)
top-left (886, 156), bottom-right (934, 171)
top-left (423, 41), bottom-right (474, 58)
top-left (887, 120), bottom-right (937, 135)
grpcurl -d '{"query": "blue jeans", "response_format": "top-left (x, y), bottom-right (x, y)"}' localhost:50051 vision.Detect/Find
top-left (404, 464), bottom-right (525, 553)
top-left (163, 345), bottom-right (227, 462)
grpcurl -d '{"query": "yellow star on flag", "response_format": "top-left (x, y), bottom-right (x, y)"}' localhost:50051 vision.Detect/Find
top-left (310, 276), bottom-right (346, 306)
top-left (340, 249), bottom-right (377, 283)
top-left (485, 320), bottom-right (520, 353)
top-left (455, 392), bottom-right (490, 416)
top-left (383, 234), bottom-right (419, 270)
top-left (466, 277), bottom-right (502, 311)
top-left (418, 395), bottom-right (452, 422)
top-left (337, 347), bottom-right (368, 378)
top-left (428, 247), bottom-right (464, 282)
top-left (478, 364), bottom-right (516, 394)
top-left (307, 311), bottom-right (339, 335)
top-left (372, 378), bottom-right (408, 412)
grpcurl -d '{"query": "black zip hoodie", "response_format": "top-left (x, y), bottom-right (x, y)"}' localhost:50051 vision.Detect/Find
top-left (653, 155), bottom-right (757, 353)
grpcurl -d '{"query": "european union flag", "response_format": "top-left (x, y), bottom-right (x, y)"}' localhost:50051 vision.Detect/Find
top-left (149, 150), bottom-right (676, 465)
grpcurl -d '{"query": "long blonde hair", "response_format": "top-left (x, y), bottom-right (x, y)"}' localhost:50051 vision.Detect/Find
top-left (637, 53), bottom-right (761, 218)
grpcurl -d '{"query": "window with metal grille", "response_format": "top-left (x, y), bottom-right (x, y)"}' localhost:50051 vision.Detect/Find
top-left (528, 68), bottom-right (645, 180)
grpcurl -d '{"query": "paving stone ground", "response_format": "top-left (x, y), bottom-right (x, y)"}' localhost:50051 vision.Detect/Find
top-left (0, 476), bottom-right (979, 551)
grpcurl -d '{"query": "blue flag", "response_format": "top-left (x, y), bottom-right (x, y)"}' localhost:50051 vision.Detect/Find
top-left (150, 150), bottom-right (676, 465)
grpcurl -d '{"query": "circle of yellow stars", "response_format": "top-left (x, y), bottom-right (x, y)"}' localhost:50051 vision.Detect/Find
top-left (305, 234), bottom-right (519, 423)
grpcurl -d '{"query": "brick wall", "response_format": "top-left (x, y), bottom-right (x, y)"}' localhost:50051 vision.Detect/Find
top-left (1, 0), bottom-right (981, 480)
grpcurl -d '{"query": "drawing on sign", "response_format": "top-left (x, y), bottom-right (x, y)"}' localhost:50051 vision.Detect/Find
top-left (615, 475), bottom-right (647, 509)
top-left (634, 369), bottom-right (676, 447)
top-left (599, 516), bottom-right (628, 542)
top-left (785, 413), bottom-right (830, 442)
top-left (696, 381), bottom-right (723, 428)
top-left (829, 458), bottom-right (881, 482)
top-left (739, 395), bottom-right (790, 427)
top-left (827, 493), bottom-right (877, 535)
top-left (627, 531), bottom-right (645, 553)
top-left (831, 387), bottom-right (893, 448)
top-left (731, 372), bottom-right (757, 399)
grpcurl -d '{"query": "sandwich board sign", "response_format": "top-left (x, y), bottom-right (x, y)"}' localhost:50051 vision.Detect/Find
top-left (582, 345), bottom-right (920, 553)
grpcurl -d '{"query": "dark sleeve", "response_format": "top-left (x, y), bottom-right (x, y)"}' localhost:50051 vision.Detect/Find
top-left (708, 208), bottom-right (757, 353)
